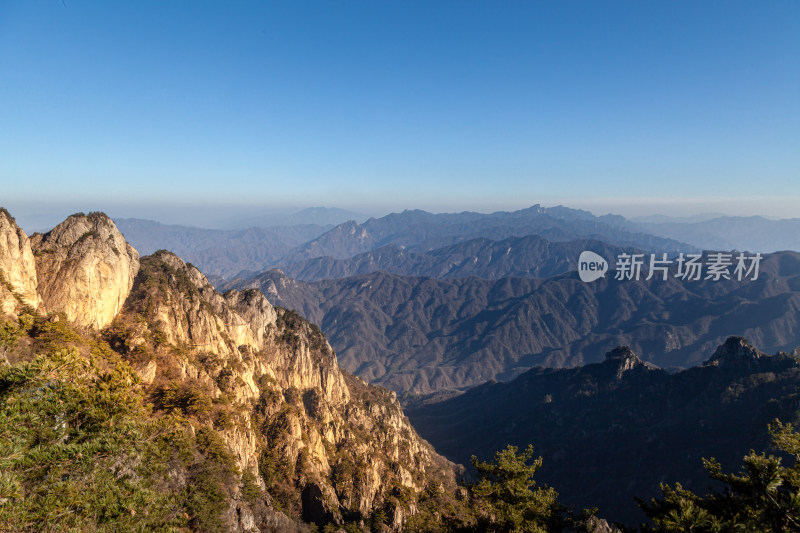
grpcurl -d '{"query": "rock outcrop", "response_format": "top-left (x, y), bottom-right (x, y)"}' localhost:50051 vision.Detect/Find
top-left (30, 212), bottom-right (139, 329)
top-left (704, 336), bottom-right (764, 368)
top-left (0, 208), bottom-right (459, 530)
top-left (603, 345), bottom-right (660, 379)
top-left (109, 250), bottom-right (456, 529)
top-left (0, 208), bottom-right (40, 316)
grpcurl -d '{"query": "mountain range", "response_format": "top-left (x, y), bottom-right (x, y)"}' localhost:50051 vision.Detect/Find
top-left (275, 206), bottom-right (693, 267)
top-left (3, 206), bottom-right (800, 531)
top-left (111, 207), bottom-right (800, 285)
top-left (230, 250), bottom-right (800, 396)
top-left (278, 235), bottom-right (637, 282)
top-left (114, 205), bottom-right (698, 280)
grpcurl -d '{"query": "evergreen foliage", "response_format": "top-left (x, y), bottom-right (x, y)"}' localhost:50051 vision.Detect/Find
top-left (469, 445), bottom-right (561, 533)
top-left (641, 420), bottom-right (800, 532)
top-left (0, 314), bottom-right (246, 532)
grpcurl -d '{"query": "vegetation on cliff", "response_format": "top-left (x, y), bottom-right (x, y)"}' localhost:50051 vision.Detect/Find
top-left (2, 209), bottom-right (799, 532)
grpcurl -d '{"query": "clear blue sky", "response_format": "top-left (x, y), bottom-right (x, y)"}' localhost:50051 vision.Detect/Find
top-left (1, 1), bottom-right (799, 228)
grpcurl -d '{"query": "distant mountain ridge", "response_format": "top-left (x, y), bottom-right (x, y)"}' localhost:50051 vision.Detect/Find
top-left (115, 205), bottom-right (700, 280)
top-left (280, 235), bottom-right (638, 281)
top-left (231, 250), bottom-right (800, 396)
top-left (114, 218), bottom-right (332, 278)
top-left (280, 205), bottom-right (695, 265)
top-left (104, 208), bottom-right (800, 281)
top-left (634, 215), bottom-right (800, 252)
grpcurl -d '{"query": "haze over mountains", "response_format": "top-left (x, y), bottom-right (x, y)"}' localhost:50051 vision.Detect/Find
top-left (116, 205), bottom-right (696, 279)
top-left (633, 215), bottom-right (800, 253)
top-left (110, 204), bottom-right (800, 399)
top-left (113, 218), bottom-right (333, 279)
top-left (113, 206), bottom-right (800, 283)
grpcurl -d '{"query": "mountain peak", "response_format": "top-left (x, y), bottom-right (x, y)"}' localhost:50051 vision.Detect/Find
top-left (37, 211), bottom-right (116, 246)
top-left (603, 346), bottom-right (659, 378)
top-left (30, 211), bottom-right (139, 329)
top-left (605, 345), bottom-right (638, 361)
top-left (705, 336), bottom-right (763, 367)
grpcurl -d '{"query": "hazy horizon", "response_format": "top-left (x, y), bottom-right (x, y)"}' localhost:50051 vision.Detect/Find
top-left (2, 2), bottom-right (798, 229)
top-left (3, 199), bottom-right (796, 235)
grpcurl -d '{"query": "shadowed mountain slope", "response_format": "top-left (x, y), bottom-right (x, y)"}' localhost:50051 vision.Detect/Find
top-left (407, 337), bottom-right (800, 526)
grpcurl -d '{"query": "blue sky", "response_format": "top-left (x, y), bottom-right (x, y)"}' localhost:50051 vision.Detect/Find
top-left (1, 1), bottom-right (799, 228)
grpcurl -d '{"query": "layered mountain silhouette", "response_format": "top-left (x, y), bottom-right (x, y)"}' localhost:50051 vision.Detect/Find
top-left (4, 206), bottom-right (800, 531)
top-left (407, 337), bottom-right (800, 525)
top-left (279, 235), bottom-right (636, 282)
top-left (114, 218), bottom-right (333, 278)
top-left (115, 205), bottom-right (696, 279)
top-left (232, 250), bottom-right (800, 395)
top-left (277, 206), bottom-right (693, 266)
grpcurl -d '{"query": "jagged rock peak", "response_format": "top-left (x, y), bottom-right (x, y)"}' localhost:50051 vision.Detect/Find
top-left (705, 336), bottom-right (763, 367)
top-left (605, 345), bottom-right (639, 361)
top-left (30, 211), bottom-right (139, 329)
top-left (0, 208), bottom-right (40, 315)
top-left (604, 346), bottom-right (659, 378)
top-left (147, 249), bottom-right (212, 291)
top-left (134, 250), bottom-right (281, 367)
top-left (342, 220), bottom-right (367, 236)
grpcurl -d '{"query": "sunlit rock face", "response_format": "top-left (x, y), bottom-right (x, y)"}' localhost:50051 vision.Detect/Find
top-left (0, 208), bottom-right (40, 316)
top-left (30, 212), bottom-right (139, 329)
top-left (0, 208), bottom-right (458, 530)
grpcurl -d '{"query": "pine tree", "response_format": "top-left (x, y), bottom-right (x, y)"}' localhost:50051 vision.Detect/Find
top-left (641, 420), bottom-right (800, 532)
top-left (470, 444), bottom-right (560, 533)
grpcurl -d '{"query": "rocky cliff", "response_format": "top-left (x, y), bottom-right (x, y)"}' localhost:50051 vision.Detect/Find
top-left (29, 212), bottom-right (139, 329)
top-left (109, 250), bottom-right (455, 528)
top-left (0, 208), bottom-right (458, 531)
top-left (0, 208), bottom-right (40, 315)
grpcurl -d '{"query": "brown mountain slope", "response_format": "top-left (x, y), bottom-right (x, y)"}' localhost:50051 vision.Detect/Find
top-left (235, 252), bottom-right (800, 397)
